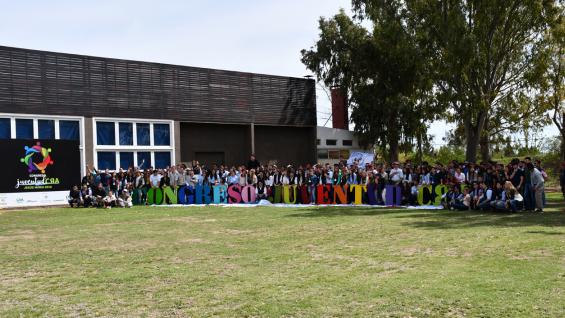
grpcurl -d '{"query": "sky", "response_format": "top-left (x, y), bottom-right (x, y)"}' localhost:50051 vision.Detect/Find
top-left (0, 1), bottom-right (558, 146)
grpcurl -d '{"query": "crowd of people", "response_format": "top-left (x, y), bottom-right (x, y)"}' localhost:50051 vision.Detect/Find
top-left (69, 154), bottom-right (557, 212)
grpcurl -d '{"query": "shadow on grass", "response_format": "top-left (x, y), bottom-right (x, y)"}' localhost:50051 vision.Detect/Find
top-left (285, 206), bottom-right (406, 218)
top-left (286, 203), bottom-right (565, 229)
top-left (400, 210), bottom-right (565, 229)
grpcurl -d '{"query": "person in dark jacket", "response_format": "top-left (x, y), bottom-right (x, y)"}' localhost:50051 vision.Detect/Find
top-left (68, 185), bottom-right (81, 207)
top-left (247, 154), bottom-right (260, 170)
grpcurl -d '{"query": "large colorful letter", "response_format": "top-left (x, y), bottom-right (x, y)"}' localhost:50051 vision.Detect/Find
top-left (212, 185), bottom-right (228, 204)
top-left (316, 184), bottom-right (332, 204)
top-left (333, 185), bottom-right (349, 204)
top-left (147, 188), bottom-right (163, 205)
top-left (433, 185), bottom-right (448, 206)
top-left (349, 185), bottom-right (367, 205)
top-left (268, 185), bottom-right (283, 203)
top-left (417, 185), bottom-right (433, 205)
top-left (366, 183), bottom-right (378, 205)
top-left (385, 185), bottom-right (401, 206)
top-left (241, 185), bottom-right (257, 203)
top-left (228, 184), bottom-right (242, 203)
top-left (162, 186), bottom-right (178, 204)
top-left (283, 185), bottom-right (297, 204)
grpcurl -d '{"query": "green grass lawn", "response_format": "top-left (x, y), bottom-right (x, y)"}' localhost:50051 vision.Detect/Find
top-left (0, 195), bottom-right (564, 317)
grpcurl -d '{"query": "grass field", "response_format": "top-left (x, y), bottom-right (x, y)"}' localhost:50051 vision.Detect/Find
top-left (0, 194), bottom-right (564, 317)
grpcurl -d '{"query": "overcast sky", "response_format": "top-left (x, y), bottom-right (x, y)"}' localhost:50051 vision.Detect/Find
top-left (0, 0), bottom-right (557, 146)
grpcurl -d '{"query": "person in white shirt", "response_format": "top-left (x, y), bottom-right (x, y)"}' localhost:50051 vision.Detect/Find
top-left (454, 167), bottom-right (466, 184)
top-left (389, 162), bottom-right (404, 184)
top-left (168, 166), bottom-right (180, 188)
top-left (149, 170), bottom-right (162, 188)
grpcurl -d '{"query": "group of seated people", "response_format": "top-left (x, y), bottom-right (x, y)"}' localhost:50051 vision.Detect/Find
top-left (442, 180), bottom-right (525, 212)
top-left (68, 183), bottom-right (132, 209)
top-left (68, 154), bottom-right (550, 211)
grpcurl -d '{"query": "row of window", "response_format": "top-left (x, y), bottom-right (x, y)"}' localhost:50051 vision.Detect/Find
top-left (317, 149), bottom-right (351, 160)
top-left (96, 121), bottom-right (170, 146)
top-left (0, 118), bottom-right (80, 140)
top-left (316, 139), bottom-right (353, 146)
top-left (97, 151), bottom-right (171, 171)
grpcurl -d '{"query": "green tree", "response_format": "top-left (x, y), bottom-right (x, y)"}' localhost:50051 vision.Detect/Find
top-left (409, 0), bottom-right (559, 162)
top-left (301, 3), bottom-right (440, 162)
top-left (534, 7), bottom-right (564, 159)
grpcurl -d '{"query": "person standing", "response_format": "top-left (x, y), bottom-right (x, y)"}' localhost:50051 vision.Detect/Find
top-left (528, 163), bottom-right (545, 213)
top-left (149, 170), bottom-right (162, 188)
top-left (247, 154), bottom-right (260, 170)
top-left (389, 162), bottom-right (404, 185)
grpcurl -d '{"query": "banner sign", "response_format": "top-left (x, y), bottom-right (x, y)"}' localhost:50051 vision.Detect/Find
top-left (131, 184), bottom-right (453, 207)
top-left (0, 139), bottom-right (81, 193)
top-left (347, 152), bottom-right (374, 167)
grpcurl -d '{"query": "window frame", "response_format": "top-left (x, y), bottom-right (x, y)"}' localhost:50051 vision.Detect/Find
top-left (93, 117), bottom-right (175, 171)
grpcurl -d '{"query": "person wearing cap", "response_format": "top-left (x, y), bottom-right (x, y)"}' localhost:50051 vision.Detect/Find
top-left (118, 188), bottom-right (133, 208)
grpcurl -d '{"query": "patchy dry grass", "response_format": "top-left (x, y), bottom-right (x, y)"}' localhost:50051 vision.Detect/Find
top-left (0, 194), bottom-right (564, 317)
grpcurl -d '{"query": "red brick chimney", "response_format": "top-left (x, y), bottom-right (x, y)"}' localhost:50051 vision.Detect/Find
top-left (331, 87), bottom-right (348, 129)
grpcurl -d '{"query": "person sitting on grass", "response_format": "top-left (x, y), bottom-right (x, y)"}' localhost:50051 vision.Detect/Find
top-left (103, 190), bottom-right (117, 209)
top-left (256, 180), bottom-right (268, 201)
top-left (469, 182), bottom-right (482, 210)
top-left (490, 181), bottom-right (507, 211)
top-left (477, 182), bottom-right (493, 210)
top-left (450, 187), bottom-right (471, 211)
top-left (80, 185), bottom-right (93, 207)
top-left (68, 185), bottom-right (81, 208)
top-left (442, 185), bottom-right (460, 209)
top-left (504, 181), bottom-right (523, 212)
top-left (92, 183), bottom-right (107, 208)
top-left (118, 189), bottom-right (133, 208)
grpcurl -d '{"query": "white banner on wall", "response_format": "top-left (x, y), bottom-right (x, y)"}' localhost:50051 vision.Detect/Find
top-left (347, 151), bottom-right (375, 167)
top-left (0, 191), bottom-right (68, 209)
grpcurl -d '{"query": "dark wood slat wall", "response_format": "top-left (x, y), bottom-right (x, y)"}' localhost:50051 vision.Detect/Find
top-left (0, 46), bottom-right (316, 126)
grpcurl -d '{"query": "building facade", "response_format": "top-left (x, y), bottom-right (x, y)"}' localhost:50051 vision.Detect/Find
top-left (316, 126), bottom-right (370, 165)
top-left (0, 45), bottom-right (317, 177)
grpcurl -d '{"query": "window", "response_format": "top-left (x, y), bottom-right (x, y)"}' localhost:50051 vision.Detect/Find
top-left (153, 123), bottom-right (170, 146)
top-left (329, 150), bottom-right (340, 159)
top-left (94, 120), bottom-right (173, 171)
top-left (316, 139), bottom-right (320, 145)
top-left (317, 149), bottom-right (328, 160)
top-left (119, 152), bottom-right (134, 170)
top-left (342, 140), bottom-right (353, 146)
top-left (96, 121), bottom-right (115, 145)
top-left (155, 152), bottom-right (171, 169)
top-left (136, 123), bottom-right (150, 145)
top-left (97, 152), bottom-right (116, 170)
top-left (137, 152), bottom-right (152, 169)
top-left (38, 119), bottom-right (55, 139)
top-left (16, 119), bottom-right (33, 139)
top-left (0, 118), bottom-right (10, 139)
top-left (326, 139), bottom-right (337, 146)
top-left (119, 123), bottom-right (133, 145)
top-left (59, 120), bottom-right (79, 140)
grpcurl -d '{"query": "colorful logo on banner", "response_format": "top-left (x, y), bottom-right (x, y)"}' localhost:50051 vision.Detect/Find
top-left (20, 142), bottom-right (54, 173)
top-left (15, 141), bottom-right (60, 191)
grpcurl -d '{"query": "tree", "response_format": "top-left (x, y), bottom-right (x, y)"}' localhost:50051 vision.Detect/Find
top-left (409, 0), bottom-right (559, 162)
top-left (535, 6), bottom-right (564, 159)
top-left (301, 2), bottom-right (440, 162)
